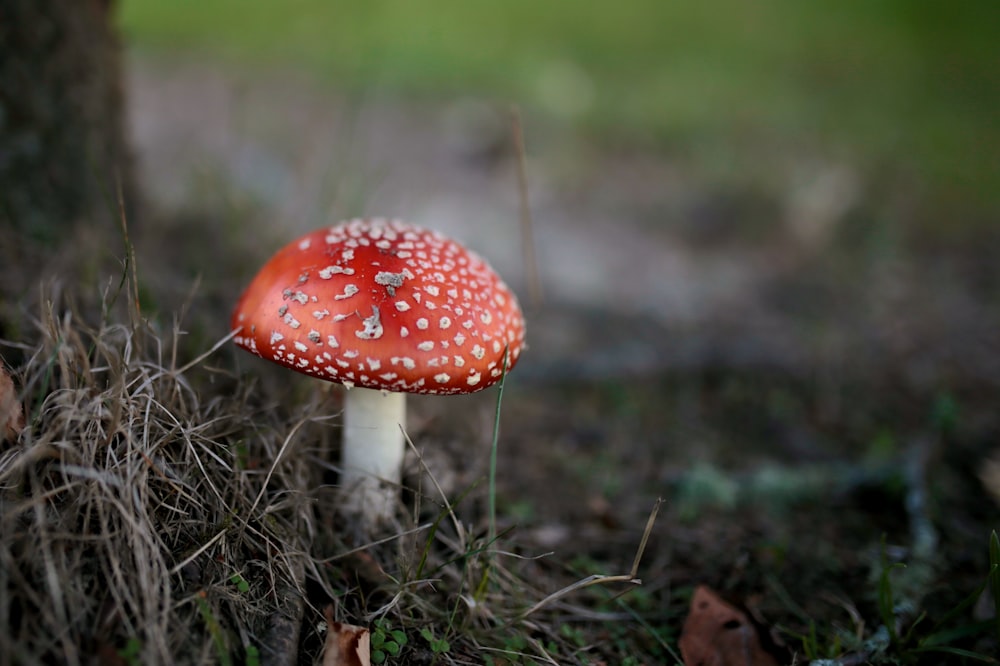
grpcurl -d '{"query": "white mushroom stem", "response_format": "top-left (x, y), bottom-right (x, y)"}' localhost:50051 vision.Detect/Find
top-left (340, 386), bottom-right (406, 526)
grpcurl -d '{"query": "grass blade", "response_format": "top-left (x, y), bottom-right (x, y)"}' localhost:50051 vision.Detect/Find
top-left (990, 530), bottom-right (1000, 642)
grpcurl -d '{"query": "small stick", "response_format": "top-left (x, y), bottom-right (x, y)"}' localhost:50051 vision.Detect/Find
top-left (522, 498), bottom-right (663, 617)
top-left (116, 171), bottom-right (141, 320)
top-left (510, 105), bottom-right (543, 307)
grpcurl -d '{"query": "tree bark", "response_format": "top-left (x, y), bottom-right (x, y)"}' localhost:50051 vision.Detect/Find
top-left (0, 0), bottom-right (135, 332)
top-left (0, 0), bottom-right (135, 322)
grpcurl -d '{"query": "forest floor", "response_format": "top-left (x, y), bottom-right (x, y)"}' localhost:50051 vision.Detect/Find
top-left (2, 53), bottom-right (998, 664)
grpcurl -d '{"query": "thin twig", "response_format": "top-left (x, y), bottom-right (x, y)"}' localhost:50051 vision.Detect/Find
top-left (521, 497), bottom-right (662, 617)
top-left (510, 105), bottom-right (543, 307)
top-left (315, 523), bottom-right (432, 563)
top-left (246, 416), bottom-right (312, 519)
top-left (402, 426), bottom-right (464, 542)
top-left (168, 529), bottom-right (227, 576)
top-left (116, 171), bottom-right (141, 321)
top-left (173, 329), bottom-right (239, 376)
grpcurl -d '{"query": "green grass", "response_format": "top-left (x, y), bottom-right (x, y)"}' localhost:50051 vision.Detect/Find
top-left (120, 1), bottom-right (1000, 213)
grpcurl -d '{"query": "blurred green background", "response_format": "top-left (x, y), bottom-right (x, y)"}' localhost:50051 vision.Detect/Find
top-left (120, 1), bottom-right (1000, 224)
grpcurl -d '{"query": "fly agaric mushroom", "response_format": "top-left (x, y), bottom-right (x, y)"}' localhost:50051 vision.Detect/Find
top-left (232, 218), bottom-right (525, 526)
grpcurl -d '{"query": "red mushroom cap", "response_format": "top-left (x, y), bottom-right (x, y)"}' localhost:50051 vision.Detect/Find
top-left (232, 218), bottom-right (526, 395)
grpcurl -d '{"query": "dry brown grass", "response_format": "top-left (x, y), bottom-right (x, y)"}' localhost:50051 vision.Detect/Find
top-left (0, 274), bottom-right (667, 665)
top-left (0, 282), bottom-right (320, 663)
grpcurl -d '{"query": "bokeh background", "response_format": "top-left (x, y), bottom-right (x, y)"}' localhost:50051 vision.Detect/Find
top-left (4, 1), bottom-right (1000, 662)
top-left (118, 0), bottom-right (1000, 459)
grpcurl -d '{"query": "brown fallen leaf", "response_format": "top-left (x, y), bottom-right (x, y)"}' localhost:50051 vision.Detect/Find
top-left (679, 585), bottom-right (779, 666)
top-left (1, 366), bottom-right (24, 443)
top-left (322, 606), bottom-right (371, 666)
top-left (979, 452), bottom-right (1000, 507)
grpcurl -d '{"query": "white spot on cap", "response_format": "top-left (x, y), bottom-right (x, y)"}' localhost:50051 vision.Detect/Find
top-left (292, 291), bottom-right (308, 305)
top-left (434, 373), bottom-right (451, 384)
top-left (319, 265), bottom-right (354, 279)
top-left (367, 358), bottom-right (381, 371)
top-left (327, 335), bottom-right (339, 348)
top-left (308, 330), bottom-right (321, 343)
top-left (294, 342), bottom-right (308, 353)
top-left (453, 333), bottom-right (466, 346)
top-left (395, 301), bottom-right (411, 312)
top-left (375, 271), bottom-right (404, 287)
top-left (283, 314), bottom-right (301, 329)
top-left (355, 305), bottom-right (384, 340)
top-left (400, 326), bottom-right (409, 338)
top-left (454, 355), bottom-right (465, 367)
top-left (467, 372), bottom-right (481, 386)
top-left (416, 318), bottom-right (429, 330)
top-left (335, 284), bottom-right (359, 300)
top-left (439, 316), bottom-right (451, 329)
top-left (417, 341), bottom-right (434, 352)
top-left (313, 309), bottom-right (330, 320)
top-left (270, 331), bottom-right (284, 345)
top-left (343, 349), bottom-right (360, 359)
top-left (299, 238), bottom-right (312, 250)
top-left (471, 344), bottom-right (485, 360)
top-left (480, 310), bottom-right (493, 325)
top-left (391, 356), bottom-right (416, 370)
top-left (375, 271), bottom-right (406, 296)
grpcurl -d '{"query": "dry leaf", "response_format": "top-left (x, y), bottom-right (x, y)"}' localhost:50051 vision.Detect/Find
top-left (322, 606), bottom-right (371, 666)
top-left (979, 453), bottom-right (1000, 507)
top-left (679, 585), bottom-right (779, 666)
top-left (1, 366), bottom-right (24, 443)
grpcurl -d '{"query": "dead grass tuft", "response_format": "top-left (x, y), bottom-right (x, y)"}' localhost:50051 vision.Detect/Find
top-left (0, 283), bottom-right (318, 664)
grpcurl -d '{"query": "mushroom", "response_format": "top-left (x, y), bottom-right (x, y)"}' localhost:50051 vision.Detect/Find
top-left (231, 218), bottom-right (526, 526)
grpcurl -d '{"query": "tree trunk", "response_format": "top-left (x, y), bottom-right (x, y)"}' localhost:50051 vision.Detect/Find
top-left (0, 0), bottom-right (135, 323)
top-left (0, 0), bottom-right (134, 237)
